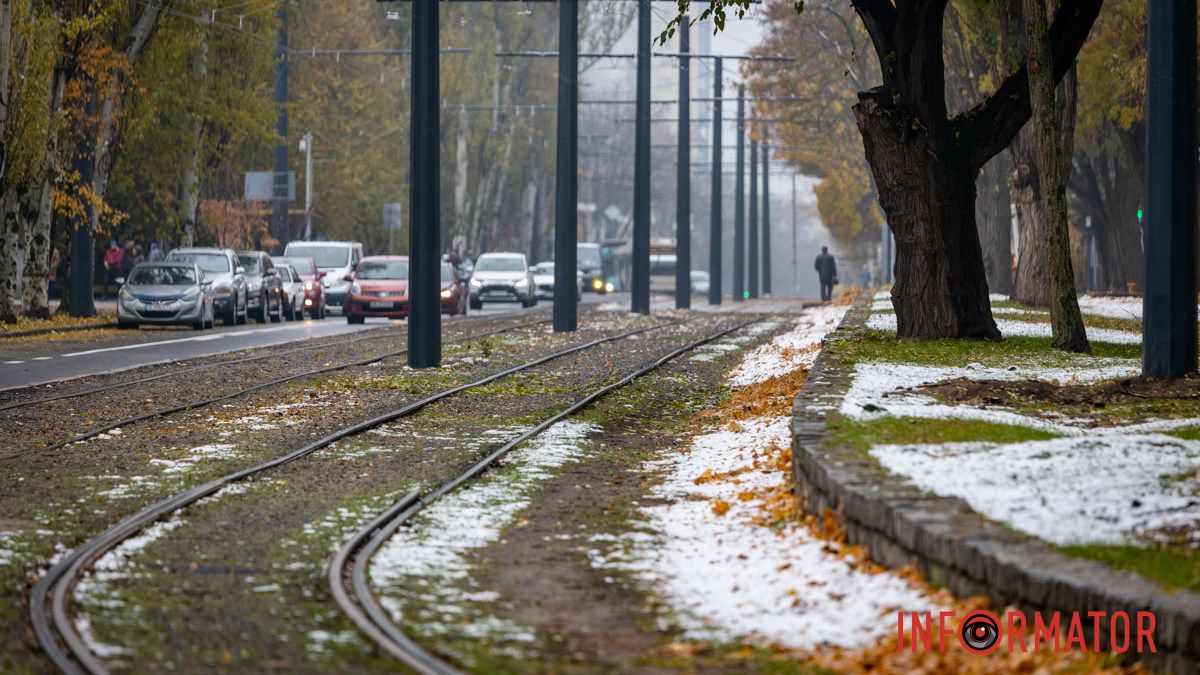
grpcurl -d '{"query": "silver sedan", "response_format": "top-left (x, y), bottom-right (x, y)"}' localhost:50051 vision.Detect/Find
top-left (117, 262), bottom-right (215, 330)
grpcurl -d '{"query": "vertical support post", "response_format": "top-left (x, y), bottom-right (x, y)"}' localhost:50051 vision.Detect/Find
top-left (554, 0), bottom-right (578, 331)
top-left (674, 17), bottom-right (690, 310)
top-left (631, 0), bottom-right (651, 315)
top-left (1144, 0), bottom-right (1198, 378)
top-left (271, 0), bottom-right (289, 255)
top-left (762, 137), bottom-right (771, 296)
top-left (707, 57), bottom-right (722, 305)
top-left (732, 86), bottom-right (745, 303)
top-left (408, 0), bottom-right (441, 368)
top-left (749, 137), bottom-right (759, 298)
top-left (302, 131), bottom-right (313, 240)
top-left (791, 173), bottom-right (798, 297)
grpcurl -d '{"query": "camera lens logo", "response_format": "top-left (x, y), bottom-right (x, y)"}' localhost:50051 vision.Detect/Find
top-left (958, 610), bottom-right (1001, 654)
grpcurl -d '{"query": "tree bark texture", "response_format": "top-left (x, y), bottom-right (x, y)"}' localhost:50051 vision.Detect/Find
top-left (1021, 0), bottom-right (1088, 352)
top-left (976, 151), bottom-right (1014, 295)
top-left (1011, 65), bottom-right (1076, 306)
top-left (0, 192), bottom-right (21, 322)
top-left (20, 176), bottom-right (51, 318)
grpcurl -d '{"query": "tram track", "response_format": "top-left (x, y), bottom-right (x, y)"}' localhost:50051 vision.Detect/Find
top-left (0, 313), bottom-right (553, 462)
top-left (29, 318), bottom-right (679, 675)
top-left (329, 319), bottom-right (756, 675)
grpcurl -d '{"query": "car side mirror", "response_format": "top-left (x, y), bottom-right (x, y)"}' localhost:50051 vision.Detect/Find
top-left (235, 266), bottom-right (246, 275)
top-left (350, 261), bottom-right (359, 272)
top-left (115, 277), bottom-right (125, 285)
top-left (345, 272), bottom-right (355, 282)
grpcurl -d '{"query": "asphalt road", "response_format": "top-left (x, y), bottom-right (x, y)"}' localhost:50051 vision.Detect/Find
top-left (0, 291), bottom-right (633, 391)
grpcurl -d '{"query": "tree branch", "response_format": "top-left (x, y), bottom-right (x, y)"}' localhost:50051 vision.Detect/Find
top-left (956, 0), bottom-right (1102, 169)
top-left (849, 0), bottom-right (898, 88)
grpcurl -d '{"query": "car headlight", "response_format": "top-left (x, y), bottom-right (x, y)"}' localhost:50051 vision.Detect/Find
top-left (181, 288), bottom-right (201, 302)
top-left (469, 277), bottom-right (481, 288)
top-left (350, 282), bottom-right (361, 294)
top-left (592, 278), bottom-right (604, 289)
top-left (303, 281), bottom-right (314, 291)
top-left (605, 282), bottom-right (614, 292)
top-left (514, 277), bottom-right (528, 286)
top-left (440, 289), bottom-right (452, 298)
top-left (118, 287), bottom-right (133, 302)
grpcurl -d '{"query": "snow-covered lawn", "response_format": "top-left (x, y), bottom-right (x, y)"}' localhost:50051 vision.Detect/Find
top-left (729, 305), bottom-right (849, 386)
top-left (865, 311), bottom-right (1141, 345)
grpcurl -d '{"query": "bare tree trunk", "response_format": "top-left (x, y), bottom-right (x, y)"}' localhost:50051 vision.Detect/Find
top-left (453, 106), bottom-right (469, 240)
top-left (179, 17), bottom-right (207, 248)
top-left (1012, 65), bottom-right (1076, 306)
top-left (21, 67), bottom-right (63, 320)
top-left (0, 191), bottom-right (21, 322)
top-left (1022, 0), bottom-right (1088, 352)
top-left (976, 151), bottom-right (1014, 295)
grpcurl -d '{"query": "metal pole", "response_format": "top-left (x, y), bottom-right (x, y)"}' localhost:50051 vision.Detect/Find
top-left (271, 0), bottom-right (289, 255)
top-left (302, 132), bottom-right (313, 240)
top-left (631, 0), bottom-right (651, 314)
top-left (749, 137), bottom-right (759, 299)
top-left (762, 137), bottom-right (771, 296)
top-left (554, 0), bottom-right (578, 331)
top-left (1144, 0), bottom-right (1197, 378)
top-left (707, 57), bottom-right (722, 306)
top-left (791, 174), bottom-right (798, 297)
top-left (732, 85), bottom-right (745, 303)
top-left (674, 16), bottom-right (690, 310)
top-left (408, 0), bottom-right (441, 368)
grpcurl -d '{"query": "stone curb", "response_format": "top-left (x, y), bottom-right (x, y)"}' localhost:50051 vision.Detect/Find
top-left (0, 322), bottom-right (117, 340)
top-left (790, 295), bottom-right (1200, 674)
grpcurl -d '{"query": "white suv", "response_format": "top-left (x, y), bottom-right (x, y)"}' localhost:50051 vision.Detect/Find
top-left (469, 252), bottom-right (536, 310)
top-left (283, 241), bottom-right (363, 311)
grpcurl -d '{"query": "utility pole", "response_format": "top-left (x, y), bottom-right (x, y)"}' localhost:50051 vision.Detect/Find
top-left (271, 0), bottom-right (289, 254)
top-left (791, 174), bottom-right (798, 297)
top-left (408, 0), bottom-right (440, 368)
top-left (631, 0), bottom-right (651, 314)
top-left (554, 0), bottom-right (578, 331)
top-left (762, 135), bottom-right (771, 296)
top-left (299, 132), bottom-right (313, 240)
top-left (674, 16), bottom-right (690, 310)
top-left (732, 85), bottom-right (745, 303)
top-left (707, 57), bottom-right (722, 306)
top-left (749, 136), bottom-right (759, 299)
top-left (1144, 0), bottom-right (1197, 378)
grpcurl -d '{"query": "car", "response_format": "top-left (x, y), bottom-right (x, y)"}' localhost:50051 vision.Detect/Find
top-left (275, 264), bottom-right (306, 321)
top-left (344, 255), bottom-right (410, 324)
top-left (690, 270), bottom-right (711, 295)
top-left (116, 262), bottom-right (214, 330)
top-left (530, 261), bottom-right (583, 302)
top-left (272, 255), bottom-right (326, 319)
top-left (237, 251), bottom-right (284, 322)
top-left (440, 261), bottom-right (468, 315)
top-left (468, 252), bottom-right (536, 310)
top-left (166, 247), bottom-right (247, 325)
top-left (577, 242), bottom-right (607, 294)
top-left (283, 241), bottom-right (363, 312)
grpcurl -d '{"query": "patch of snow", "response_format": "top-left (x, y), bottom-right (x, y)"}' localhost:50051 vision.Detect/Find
top-left (728, 305), bottom-right (849, 386)
top-left (1076, 295), bottom-right (1145, 321)
top-left (611, 416), bottom-right (936, 649)
top-left (872, 435), bottom-right (1200, 546)
top-left (865, 313), bottom-right (1141, 345)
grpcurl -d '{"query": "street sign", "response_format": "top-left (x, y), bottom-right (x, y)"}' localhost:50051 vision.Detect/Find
top-left (383, 202), bottom-right (404, 230)
top-left (244, 171), bottom-right (295, 201)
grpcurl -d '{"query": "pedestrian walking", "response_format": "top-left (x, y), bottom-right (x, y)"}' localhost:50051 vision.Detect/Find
top-left (120, 240), bottom-right (136, 279)
top-left (103, 240), bottom-right (123, 299)
top-left (814, 246), bottom-right (838, 303)
top-left (859, 263), bottom-right (871, 289)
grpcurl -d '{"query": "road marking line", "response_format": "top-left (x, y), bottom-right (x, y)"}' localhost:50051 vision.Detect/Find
top-left (3, 360), bottom-right (24, 365)
top-left (31, 357), bottom-right (52, 361)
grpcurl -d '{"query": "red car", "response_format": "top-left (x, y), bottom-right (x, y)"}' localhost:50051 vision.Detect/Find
top-left (345, 258), bottom-right (469, 324)
top-left (272, 255), bottom-right (326, 319)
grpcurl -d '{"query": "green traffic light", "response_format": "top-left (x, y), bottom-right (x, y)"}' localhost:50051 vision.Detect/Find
top-left (1137, 208), bottom-right (1144, 220)
top-left (743, 291), bottom-right (750, 299)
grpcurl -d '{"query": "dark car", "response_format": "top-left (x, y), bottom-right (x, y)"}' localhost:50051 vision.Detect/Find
top-left (237, 251), bottom-right (284, 322)
top-left (578, 242), bottom-right (607, 294)
top-left (166, 247), bottom-right (247, 325)
top-left (345, 256), bottom-right (410, 324)
top-left (441, 262), bottom-right (468, 315)
top-left (272, 255), bottom-right (326, 319)
top-left (116, 262), bottom-right (214, 330)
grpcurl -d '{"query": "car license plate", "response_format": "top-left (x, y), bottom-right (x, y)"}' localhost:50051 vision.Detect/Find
top-left (149, 300), bottom-right (171, 308)
top-left (369, 301), bottom-right (395, 309)
top-left (484, 291), bottom-right (506, 298)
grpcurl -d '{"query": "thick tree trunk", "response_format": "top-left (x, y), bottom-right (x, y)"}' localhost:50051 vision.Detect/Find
top-left (1012, 66), bottom-right (1076, 306)
top-left (976, 151), bottom-right (1014, 295)
top-left (20, 178), bottom-right (51, 318)
top-left (855, 89), bottom-right (1000, 340)
top-left (0, 192), bottom-right (22, 322)
top-left (1022, 0), bottom-right (1088, 352)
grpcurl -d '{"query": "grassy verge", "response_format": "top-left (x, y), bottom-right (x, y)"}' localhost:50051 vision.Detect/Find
top-left (829, 416), bottom-right (1059, 452)
top-left (826, 326), bottom-right (1140, 368)
top-left (0, 310), bottom-right (116, 335)
top-left (1059, 544), bottom-right (1200, 593)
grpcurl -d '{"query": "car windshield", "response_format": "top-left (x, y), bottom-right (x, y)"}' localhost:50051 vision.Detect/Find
top-left (577, 246), bottom-right (601, 267)
top-left (357, 260), bottom-right (408, 280)
top-left (169, 252), bottom-right (229, 273)
top-left (129, 266), bottom-right (196, 286)
top-left (441, 265), bottom-right (455, 283)
top-left (475, 256), bottom-right (525, 273)
top-left (277, 267), bottom-right (294, 282)
top-left (237, 255), bottom-right (262, 275)
top-left (277, 257), bottom-right (315, 276)
top-left (534, 263), bottom-right (554, 275)
top-left (286, 245), bottom-right (349, 268)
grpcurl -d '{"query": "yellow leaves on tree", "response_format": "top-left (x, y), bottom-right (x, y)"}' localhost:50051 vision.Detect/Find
top-left (199, 199), bottom-right (269, 251)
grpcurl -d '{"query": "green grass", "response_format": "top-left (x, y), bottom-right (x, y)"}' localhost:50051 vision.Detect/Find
top-left (1167, 426), bottom-right (1200, 441)
top-left (1059, 544), bottom-right (1200, 593)
top-left (829, 415), bottom-right (1059, 452)
top-left (827, 326), bottom-right (1141, 367)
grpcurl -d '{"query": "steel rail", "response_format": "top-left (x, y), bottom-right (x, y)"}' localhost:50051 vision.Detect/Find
top-left (31, 320), bottom-right (668, 675)
top-left (0, 310), bottom-right (548, 411)
top-left (332, 318), bottom-right (757, 675)
top-left (0, 315), bottom-right (552, 462)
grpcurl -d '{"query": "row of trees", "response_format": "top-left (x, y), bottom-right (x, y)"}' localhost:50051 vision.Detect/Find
top-left (737, 0), bottom-right (1149, 344)
top-left (0, 1), bottom-right (631, 321)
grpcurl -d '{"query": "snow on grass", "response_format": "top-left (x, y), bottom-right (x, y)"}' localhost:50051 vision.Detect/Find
top-left (369, 420), bottom-right (597, 645)
top-left (872, 435), bottom-right (1200, 546)
top-left (865, 312), bottom-right (1141, 345)
top-left (1076, 295), bottom-right (1146, 321)
top-left (608, 416), bottom-right (935, 650)
top-left (728, 305), bottom-right (849, 386)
